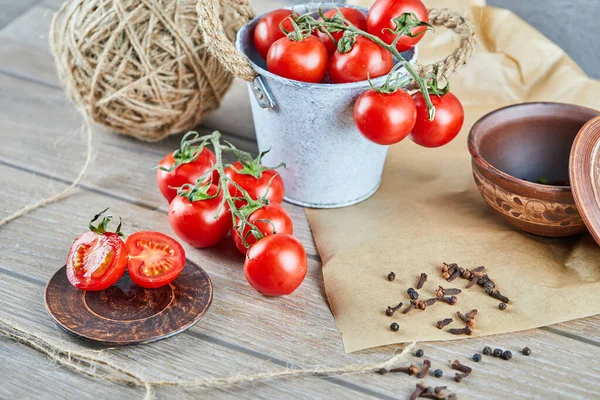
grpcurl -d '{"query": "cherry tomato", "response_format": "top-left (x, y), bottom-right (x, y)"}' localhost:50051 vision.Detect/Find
top-left (125, 231), bottom-right (186, 289)
top-left (253, 9), bottom-right (297, 59)
top-left (224, 161), bottom-right (285, 206)
top-left (156, 147), bottom-right (216, 203)
top-left (232, 203), bottom-right (293, 255)
top-left (168, 184), bottom-right (230, 248)
top-left (267, 35), bottom-right (329, 83)
top-left (329, 36), bottom-right (393, 83)
top-left (353, 89), bottom-right (416, 145)
top-left (66, 231), bottom-right (127, 291)
top-left (317, 8), bottom-right (367, 55)
top-left (409, 92), bottom-right (465, 148)
top-left (367, 0), bottom-right (429, 52)
top-left (244, 234), bottom-right (307, 296)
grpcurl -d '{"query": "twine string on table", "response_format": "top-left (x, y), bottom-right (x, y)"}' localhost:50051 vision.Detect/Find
top-left (0, 317), bottom-right (416, 399)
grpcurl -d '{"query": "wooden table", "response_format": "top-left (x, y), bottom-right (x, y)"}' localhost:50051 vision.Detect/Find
top-left (1, 1), bottom-right (598, 399)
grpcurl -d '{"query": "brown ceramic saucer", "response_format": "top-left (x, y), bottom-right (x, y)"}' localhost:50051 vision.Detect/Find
top-left (570, 116), bottom-right (600, 246)
top-left (45, 259), bottom-right (212, 345)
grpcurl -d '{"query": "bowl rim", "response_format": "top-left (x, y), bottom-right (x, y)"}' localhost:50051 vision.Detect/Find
top-left (467, 101), bottom-right (600, 194)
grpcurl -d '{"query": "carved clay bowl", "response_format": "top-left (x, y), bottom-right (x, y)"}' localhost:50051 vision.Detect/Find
top-left (468, 102), bottom-right (600, 237)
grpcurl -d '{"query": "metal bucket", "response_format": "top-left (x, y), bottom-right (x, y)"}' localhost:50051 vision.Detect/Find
top-left (235, 4), bottom-right (417, 208)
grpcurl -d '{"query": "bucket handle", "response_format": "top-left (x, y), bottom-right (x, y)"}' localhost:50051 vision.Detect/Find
top-left (197, 2), bottom-right (477, 88)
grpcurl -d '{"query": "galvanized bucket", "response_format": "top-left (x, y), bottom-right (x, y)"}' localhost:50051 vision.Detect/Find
top-left (235, 4), bottom-right (417, 208)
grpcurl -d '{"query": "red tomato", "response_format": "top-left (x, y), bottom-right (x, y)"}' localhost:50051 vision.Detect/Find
top-left (168, 184), bottom-right (230, 248)
top-left (267, 35), bottom-right (329, 83)
top-left (409, 92), bottom-right (465, 148)
top-left (367, 0), bottom-right (429, 52)
top-left (125, 231), bottom-right (186, 289)
top-left (317, 8), bottom-right (367, 55)
top-left (329, 36), bottom-right (393, 83)
top-left (232, 203), bottom-right (293, 255)
top-left (353, 89), bottom-right (416, 145)
top-left (156, 147), bottom-right (216, 203)
top-left (66, 231), bottom-right (127, 291)
top-left (244, 234), bottom-right (307, 296)
top-left (224, 161), bottom-right (285, 206)
top-left (253, 9), bottom-right (297, 59)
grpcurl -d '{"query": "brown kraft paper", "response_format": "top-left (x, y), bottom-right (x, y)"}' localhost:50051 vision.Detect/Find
top-left (306, 0), bottom-right (600, 352)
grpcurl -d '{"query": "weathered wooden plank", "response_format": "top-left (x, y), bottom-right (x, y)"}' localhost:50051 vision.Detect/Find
top-left (0, 0), bottom-right (41, 29)
top-left (1, 165), bottom-right (600, 400)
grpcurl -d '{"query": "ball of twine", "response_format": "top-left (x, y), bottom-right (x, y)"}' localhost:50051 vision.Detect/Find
top-left (50, 0), bottom-right (252, 142)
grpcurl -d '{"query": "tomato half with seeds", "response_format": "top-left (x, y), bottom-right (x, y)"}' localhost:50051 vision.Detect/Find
top-left (66, 231), bottom-right (128, 291)
top-left (125, 231), bottom-right (186, 289)
top-left (232, 202), bottom-right (293, 255)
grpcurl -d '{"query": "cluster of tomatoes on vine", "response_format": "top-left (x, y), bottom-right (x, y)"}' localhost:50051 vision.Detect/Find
top-left (65, 133), bottom-right (307, 297)
top-left (254, 0), bottom-right (464, 148)
top-left (157, 131), bottom-right (307, 297)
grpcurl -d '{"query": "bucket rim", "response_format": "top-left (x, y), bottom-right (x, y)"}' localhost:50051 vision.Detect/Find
top-left (235, 3), bottom-right (418, 90)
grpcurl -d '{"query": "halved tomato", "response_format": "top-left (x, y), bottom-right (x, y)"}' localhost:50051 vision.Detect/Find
top-left (66, 231), bottom-right (128, 291)
top-left (125, 231), bottom-right (186, 289)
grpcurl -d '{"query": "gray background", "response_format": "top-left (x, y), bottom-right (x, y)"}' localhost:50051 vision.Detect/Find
top-left (487, 0), bottom-right (599, 78)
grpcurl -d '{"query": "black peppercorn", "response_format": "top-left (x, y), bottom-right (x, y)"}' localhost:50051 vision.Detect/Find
top-left (493, 348), bottom-right (503, 357)
top-left (387, 272), bottom-right (396, 281)
top-left (502, 350), bottom-right (512, 360)
top-left (472, 354), bottom-right (481, 362)
top-left (498, 303), bottom-right (507, 311)
top-left (433, 369), bottom-right (443, 378)
top-left (390, 322), bottom-right (399, 332)
top-left (415, 349), bottom-right (424, 357)
top-left (522, 347), bottom-right (532, 356)
top-left (407, 288), bottom-right (419, 300)
top-left (483, 346), bottom-right (492, 355)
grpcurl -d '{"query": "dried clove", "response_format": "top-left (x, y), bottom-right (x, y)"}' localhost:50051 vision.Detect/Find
top-left (447, 269), bottom-right (461, 282)
top-left (436, 318), bottom-right (453, 329)
top-left (490, 290), bottom-right (510, 303)
top-left (436, 286), bottom-right (462, 297)
top-left (441, 262), bottom-right (458, 273)
top-left (498, 302), bottom-right (507, 311)
top-left (417, 298), bottom-right (437, 310)
top-left (387, 271), bottom-right (396, 281)
top-left (465, 309), bottom-right (478, 319)
top-left (403, 300), bottom-right (418, 314)
top-left (386, 302), bottom-right (404, 317)
top-left (448, 326), bottom-right (473, 335)
top-left (472, 266), bottom-right (485, 273)
top-left (454, 372), bottom-right (470, 382)
top-left (438, 296), bottom-right (458, 305)
top-left (420, 393), bottom-right (445, 400)
top-left (434, 386), bottom-right (447, 395)
top-left (408, 287), bottom-right (419, 300)
top-left (465, 276), bottom-right (479, 289)
top-left (477, 274), bottom-right (495, 290)
top-left (417, 359), bottom-right (431, 378)
top-left (389, 364), bottom-right (419, 376)
top-left (416, 273), bottom-right (428, 289)
top-left (409, 383), bottom-right (426, 400)
top-left (451, 360), bottom-right (473, 374)
top-left (423, 298), bottom-right (437, 306)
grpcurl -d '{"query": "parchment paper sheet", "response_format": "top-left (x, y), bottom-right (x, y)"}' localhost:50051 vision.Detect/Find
top-left (306, 0), bottom-right (600, 352)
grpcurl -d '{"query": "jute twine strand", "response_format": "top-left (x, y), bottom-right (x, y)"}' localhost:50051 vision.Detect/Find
top-left (197, 2), bottom-right (476, 86)
top-left (0, 317), bottom-right (416, 399)
top-left (197, 0), bottom-right (257, 81)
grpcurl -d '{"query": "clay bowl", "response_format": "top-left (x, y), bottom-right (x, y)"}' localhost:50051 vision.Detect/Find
top-left (468, 102), bottom-right (600, 237)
